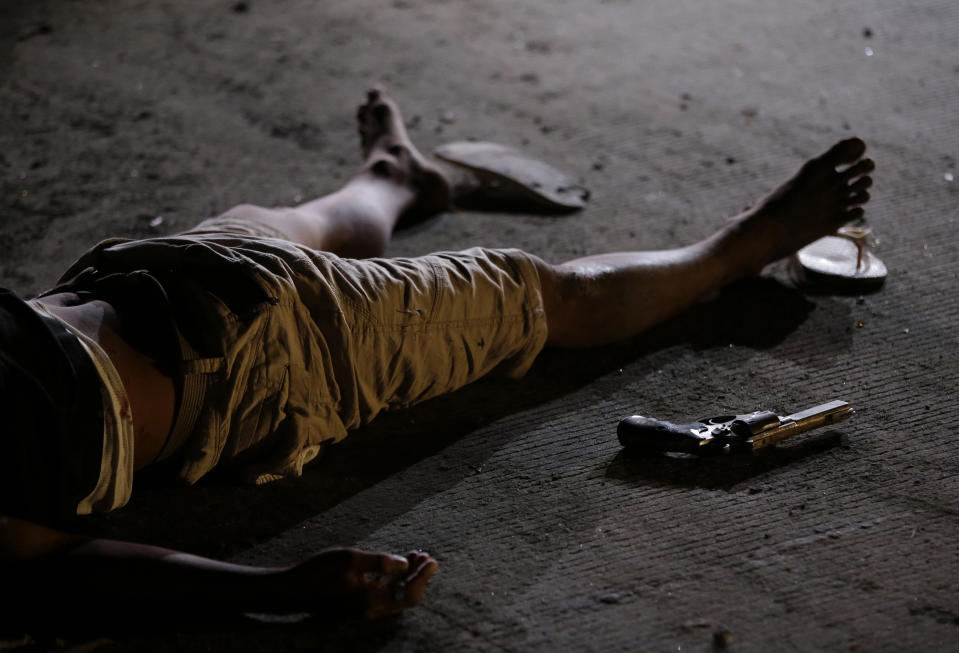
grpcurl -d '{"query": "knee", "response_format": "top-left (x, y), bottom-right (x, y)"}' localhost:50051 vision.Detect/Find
top-left (536, 258), bottom-right (608, 305)
top-left (532, 258), bottom-right (585, 347)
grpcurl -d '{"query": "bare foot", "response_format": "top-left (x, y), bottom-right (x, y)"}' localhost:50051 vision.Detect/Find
top-left (356, 87), bottom-right (452, 226)
top-left (723, 137), bottom-right (875, 275)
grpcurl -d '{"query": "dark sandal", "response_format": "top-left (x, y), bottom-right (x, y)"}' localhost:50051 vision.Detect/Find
top-left (434, 141), bottom-right (589, 214)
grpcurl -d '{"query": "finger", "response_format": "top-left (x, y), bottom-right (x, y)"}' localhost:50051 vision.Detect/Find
top-left (362, 556), bottom-right (438, 618)
top-left (403, 551), bottom-right (435, 582)
top-left (405, 554), bottom-right (438, 586)
top-left (400, 555), bottom-right (439, 607)
top-left (405, 549), bottom-right (429, 566)
top-left (350, 549), bottom-right (409, 576)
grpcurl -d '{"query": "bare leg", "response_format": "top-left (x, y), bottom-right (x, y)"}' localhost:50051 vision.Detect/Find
top-left (212, 88), bottom-right (450, 258)
top-left (538, 138), bottom-right (874, 347)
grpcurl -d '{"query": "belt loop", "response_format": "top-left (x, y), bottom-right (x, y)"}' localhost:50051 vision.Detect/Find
top-left (156, 328), bottom-right (222, 461)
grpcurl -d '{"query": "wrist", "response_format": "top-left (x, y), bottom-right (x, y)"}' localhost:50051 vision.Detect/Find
top-left (242, 564), bottom-right (302, 614)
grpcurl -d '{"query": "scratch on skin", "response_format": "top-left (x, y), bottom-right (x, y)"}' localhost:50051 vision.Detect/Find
top-left (558, 263), bottom-right (616, 300)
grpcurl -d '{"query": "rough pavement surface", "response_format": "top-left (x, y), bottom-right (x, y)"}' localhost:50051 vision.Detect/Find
top-left (2, 0), bottom-right (957, 650)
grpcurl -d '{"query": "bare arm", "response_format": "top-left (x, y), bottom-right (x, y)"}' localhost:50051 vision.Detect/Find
top-left (1, 515), bottom-right (438, 619)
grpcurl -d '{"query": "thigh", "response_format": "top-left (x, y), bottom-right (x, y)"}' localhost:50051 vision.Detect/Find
top-left (322, 248), bottom-right (549, 428)
top-left (184, 204), bottom-right (336, 250)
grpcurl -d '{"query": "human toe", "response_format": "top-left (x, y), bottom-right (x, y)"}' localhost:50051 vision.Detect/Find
top-left (822, 137), bottom-right (867, 166)
top-left (372, 101), bottom-right (392, 122)
top-left (842, 157), bottom-right (875, 180)
top-left (842, 207), bottom-right (866, 222)
top-left (848, 190), bottom-right (870, 205)
top-left (848, 176), bottom-right (872, 193)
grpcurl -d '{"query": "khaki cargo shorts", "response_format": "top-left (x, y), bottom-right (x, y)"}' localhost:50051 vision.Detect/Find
top-left (175, 215), bottom-right (549, 481)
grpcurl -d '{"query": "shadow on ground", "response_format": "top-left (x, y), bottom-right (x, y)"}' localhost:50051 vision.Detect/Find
top-left (605, 430), bottom-right (846, 491)
top-left (5, 605), bottom-right (408, 653)
top-left (76, 276), bottom-right (839, 561)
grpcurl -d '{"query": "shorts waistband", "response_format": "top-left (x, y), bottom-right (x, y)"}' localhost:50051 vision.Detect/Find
top-left (156, 325), bottom-right (222, 461)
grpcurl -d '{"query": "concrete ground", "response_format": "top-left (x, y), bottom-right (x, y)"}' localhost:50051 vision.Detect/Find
top-left (2, 0), bottom-right (957, 650)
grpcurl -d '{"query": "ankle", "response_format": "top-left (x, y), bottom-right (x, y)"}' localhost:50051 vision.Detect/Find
top-left (702, 217), bottom-right (772, 282)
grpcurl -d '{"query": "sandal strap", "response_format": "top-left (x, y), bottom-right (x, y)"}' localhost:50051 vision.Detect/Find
top-left (836, 225), bottom-right (871, 242)
top-left (836, 226), bottom-right (871, 271)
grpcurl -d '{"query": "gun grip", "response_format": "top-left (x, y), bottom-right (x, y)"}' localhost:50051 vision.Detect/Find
top-left (617, 415), bottom-right (711, 454)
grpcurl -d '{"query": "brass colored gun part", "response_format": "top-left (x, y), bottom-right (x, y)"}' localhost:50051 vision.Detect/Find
top-left (617, 400), bottom-right (854, 454)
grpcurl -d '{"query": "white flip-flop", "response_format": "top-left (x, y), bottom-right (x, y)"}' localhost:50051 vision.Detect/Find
top-left (795, 226), bottom-right (887, 290)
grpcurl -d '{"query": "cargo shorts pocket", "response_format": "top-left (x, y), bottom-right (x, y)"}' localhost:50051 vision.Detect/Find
top-left (218, 305), bottom-right (293, 457)
top-left (227, 364), bottom-right (290, 456)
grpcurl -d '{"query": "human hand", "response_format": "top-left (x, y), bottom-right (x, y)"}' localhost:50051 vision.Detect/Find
top-left (283, 547), bottom-right (438, 618)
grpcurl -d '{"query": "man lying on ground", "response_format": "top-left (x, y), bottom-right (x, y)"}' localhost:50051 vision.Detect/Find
top-left (0, 88), bottom-right (874, 620)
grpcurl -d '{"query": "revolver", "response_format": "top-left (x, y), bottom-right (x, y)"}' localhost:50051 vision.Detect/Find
top-left (617, 400), bottom-right (853, 455)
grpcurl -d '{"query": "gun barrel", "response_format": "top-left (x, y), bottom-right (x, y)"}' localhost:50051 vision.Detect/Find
top-left (748, 400), bottom-right (854, 450)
